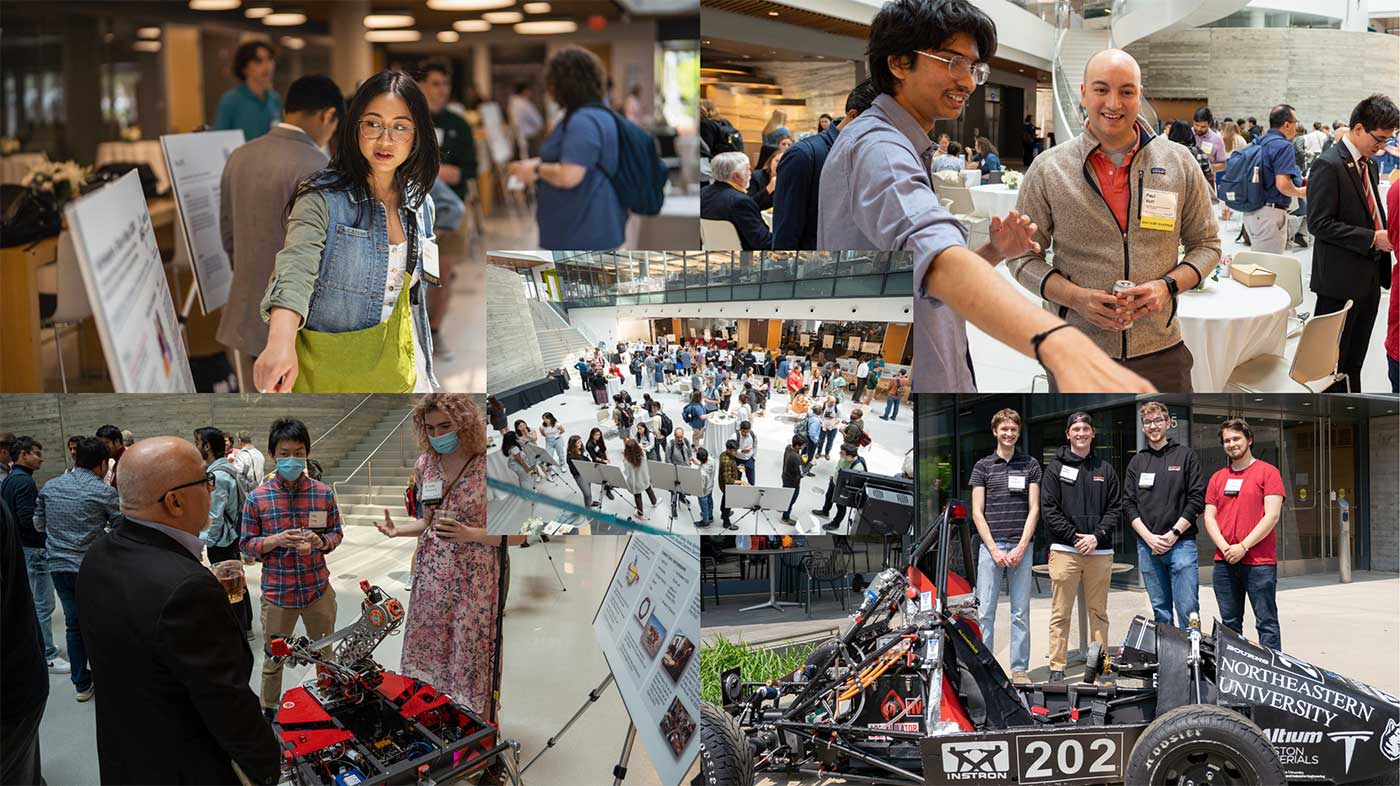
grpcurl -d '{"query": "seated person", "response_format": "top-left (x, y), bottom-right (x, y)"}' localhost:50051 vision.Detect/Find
top-left (701, 151), bottom-right (773, 250)
top-left (932, 141), bottom-right (966, 173)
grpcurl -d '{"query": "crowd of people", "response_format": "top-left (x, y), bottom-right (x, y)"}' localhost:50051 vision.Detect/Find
top-left (0, 395), bottom-right (523, 785)
top-left (490, 338), bottom-right (910, 530)
top-left (967, 404), bottom-right (1285, 684)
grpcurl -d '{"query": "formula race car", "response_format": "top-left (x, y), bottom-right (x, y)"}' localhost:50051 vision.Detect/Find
top-left (267, 580), bottom-right (521, 786)
top-left (698, 501), bottom-right (1400, 786)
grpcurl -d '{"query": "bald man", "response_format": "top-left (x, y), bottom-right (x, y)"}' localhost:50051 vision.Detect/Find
top-left (1008, 49), bottom-right (1220, 392)
top-left (77, 437), bottom-right (280, 785)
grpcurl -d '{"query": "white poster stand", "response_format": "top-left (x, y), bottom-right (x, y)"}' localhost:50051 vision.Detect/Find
top-left (477, 102), bottom-right (514, 166)
top-left (64, 171), bottom-right (196, 392)
top-left (822, 334), bottom-right (834, 349)
top-left (592, 535), bottom-right (701, 786)
top-left (799, 334), bottom-right (810, 347)
top-left (847, 336), bottom-right (861, 351)
top-left (160, 130), bottom-right (244, 313)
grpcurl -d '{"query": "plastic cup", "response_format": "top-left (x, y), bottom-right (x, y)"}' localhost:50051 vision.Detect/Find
top-left (211, 560), bottom-right (246, 604)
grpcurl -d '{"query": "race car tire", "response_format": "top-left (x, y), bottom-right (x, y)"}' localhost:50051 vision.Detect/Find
top-left (1126, 704), bottom-right (1285, 786)
top-left (696, 701), bottom-right (754, 786)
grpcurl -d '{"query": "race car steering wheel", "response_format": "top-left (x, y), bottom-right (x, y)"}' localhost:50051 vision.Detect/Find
top-left (1083, 641), bottom-right (1109, 685)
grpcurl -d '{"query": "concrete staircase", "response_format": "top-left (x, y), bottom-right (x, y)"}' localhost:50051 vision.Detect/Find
top-left (529, 300), bottom-right (593, 370)
top-left (1058, 28), bottom-right (1113, 103)
top-left (323, 406), bottom-right (420, 528)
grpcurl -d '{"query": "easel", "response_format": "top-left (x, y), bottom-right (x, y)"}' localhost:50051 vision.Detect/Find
top-left (726, 484), bottom-right (791, 536)
top-left (647, 460), bottom-right (705, 533)
top-left (522, 672), bottom-right (637, 786)
top-left (524, 443), bottom-right (572, 494)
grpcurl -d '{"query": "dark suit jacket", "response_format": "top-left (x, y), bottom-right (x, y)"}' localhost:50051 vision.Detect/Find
top-left (772, 123), bottom-right (840, 250)
top-left (701, 180), bottom-right (773, 250)
top-left (1307, 141), bottom-right (1390, 300)
top-left (78, 522), bottom-right (280, 785)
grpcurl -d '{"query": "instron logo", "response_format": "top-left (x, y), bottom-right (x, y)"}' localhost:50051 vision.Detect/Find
top-left (941, 741), bottom-right (1010, 780)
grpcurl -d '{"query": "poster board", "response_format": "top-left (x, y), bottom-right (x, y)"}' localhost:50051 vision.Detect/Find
top-left (799, 334), bottom-right (810, 347)
top-left (822, 335), bottom-right (834, 349)
top-left (593, 535), bottom-right (701, 786)
top-left (846, 336), bottom-right (861, 351)
top-left (477, 102), bottom-right (514, 166)
top-left (862, 340), bottom-right (882, 355)
top-left (160, 129), bottom-right (243, 313)
top-left (64, 171), bottom-right (196, 392)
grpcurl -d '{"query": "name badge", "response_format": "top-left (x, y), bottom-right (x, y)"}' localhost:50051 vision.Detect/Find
top-left (1140, 188), bottom-right (1178, 231)
top-left (435, 127), bottom-right (446, 147)
top-left (421, 239), bottom-right (441, 286)
top-left (1059, 465), bottom-right (1079, 485)
top-left (1007, 473), bottom-right (1027, 492)
top-left (1224, 477), bottom-right (1245, 497)
top-left (1200, 141), bottom-right (1214, 156)
top-left (1139, 472), bottom-right (1156, 489)
top-left (421, 479), bottom-right (444, 506)
top-left (308, 511), bottom-right (328, 530)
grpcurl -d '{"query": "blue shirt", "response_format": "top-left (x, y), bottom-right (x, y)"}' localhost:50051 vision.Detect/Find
top-left (1255, 129), bottom-right (1301, 205)
top-left (979, 152), bottom-right (1002, 182)
top-left (772, 122), bottom-right (840, 250)
top-left (537, 106), bottom-right (625, 250)
top-left (1378, 135), bottom-right (1400, 173)
top-left (34, 468), bottom-right (124, 573)
top-left (214, 83), bottom-right (282, 142)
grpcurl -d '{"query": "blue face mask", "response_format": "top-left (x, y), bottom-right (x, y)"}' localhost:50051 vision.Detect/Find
top-left (428, 432), bottom-right (459, 455)
top-left (276, 457), bottom-right (306, 481)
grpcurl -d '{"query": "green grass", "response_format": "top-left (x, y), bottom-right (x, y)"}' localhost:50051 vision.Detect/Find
top-left (700, 635), bottom-right (820, 705)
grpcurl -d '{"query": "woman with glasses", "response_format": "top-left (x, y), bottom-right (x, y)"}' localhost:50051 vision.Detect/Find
top-left (255, 71), bottom-right (441, 394)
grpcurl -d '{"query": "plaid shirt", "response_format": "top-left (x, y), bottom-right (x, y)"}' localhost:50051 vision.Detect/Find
top-left (239, 472), bottom-right (342, 608)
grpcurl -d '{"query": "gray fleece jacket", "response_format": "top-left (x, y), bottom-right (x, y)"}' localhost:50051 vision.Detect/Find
top-left (1008, 122), bottom-right (1221, 360)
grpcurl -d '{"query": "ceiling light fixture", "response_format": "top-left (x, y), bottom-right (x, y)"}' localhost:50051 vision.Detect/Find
top-left (523, 2), bottom-right (552, 12)
top-left (189, 0), bottom-right (241, 10)
top-left (244, 6), bottom-right (272, 18)
top-left (364, 14), bottom-right (416, 28)
top-left (483, 10), bottom-right (523, 23)
top-left (427, 0), bottom-right (513, 9)
top-left (437, 30), bottom-right (461, 42)
top-left (514, 19), bottom-right (577, 34)
top-left (133, 40), bottom-right (163, 51)
top-left (137, 26), bottom-right (162, 38)
top-left (768, 10), bottom-right (778, 15)
top-left (262, 12), bottom-right (307, 25)
top-left (453, 19), bottom-right (491, 31)
top-left (280, 35), bottom-right (306, 49)
top-left (365, 29), bottom-right (422, 42)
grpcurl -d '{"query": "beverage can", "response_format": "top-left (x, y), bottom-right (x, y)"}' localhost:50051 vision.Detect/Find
top-left (1113, 280), bottom-right (1135, 296)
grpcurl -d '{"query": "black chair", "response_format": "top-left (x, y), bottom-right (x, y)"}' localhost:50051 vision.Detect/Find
top-left (802, 549), bottom-right (851, 616)
top-left (700, 555), bottom-right (721, 609)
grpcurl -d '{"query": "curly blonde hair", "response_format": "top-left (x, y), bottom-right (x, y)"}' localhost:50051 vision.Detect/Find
top-left (411, 394), bottom-right (486, 458)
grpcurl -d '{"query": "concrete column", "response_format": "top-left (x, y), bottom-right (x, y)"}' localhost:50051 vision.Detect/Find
top-left (1341, 0), bottom-right (1369, 32)
top-left (329, 0), bottom-right (373, 96)
top-left (1249, 8), bottom-right (1267, 28)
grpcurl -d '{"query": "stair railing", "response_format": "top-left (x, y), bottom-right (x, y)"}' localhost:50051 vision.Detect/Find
top-left (331, 409), bottom-right (414, 504)
top-left (311, 394), bottom-right (373, 448)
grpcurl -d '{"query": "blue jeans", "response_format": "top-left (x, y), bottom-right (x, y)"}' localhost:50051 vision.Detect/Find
top-left (783, 486), bottom-right (800, 519)
top-left (50, 571), bottom-right (90, 691)
top-left (698, 493), bottom-right (713, 523)
top-left (883, 396), bottom-right (901, 419)
top-left (741, 457), bottom-right (756, 485)
top-left (1388, 355), bottom-right (1397, 393)
top-left (1212, 561), bottom-right (1280, 650)
top-left (22, 546), bottom-right (57, 660)
top-left (975, 540), bottom-right (1033, 673)
top-left (818, 429), bottom-right (837, 457)
top-left (1136, 537), bottom-right (1199, 628)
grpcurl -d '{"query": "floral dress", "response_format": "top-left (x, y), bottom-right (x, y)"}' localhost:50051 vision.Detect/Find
top-left (400, 451), bottom-right (505, 720)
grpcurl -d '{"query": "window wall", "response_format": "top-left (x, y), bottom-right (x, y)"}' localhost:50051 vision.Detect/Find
top-left (549, 251), bottom-right (912, 307)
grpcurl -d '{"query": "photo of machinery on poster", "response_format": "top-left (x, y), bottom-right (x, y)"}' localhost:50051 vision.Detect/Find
top-left (160, 129), bottom-right (243, 314)
top-left (593, 535), bottom-right (701, 786)
top-left (64, 170), bottom-right (195, 392)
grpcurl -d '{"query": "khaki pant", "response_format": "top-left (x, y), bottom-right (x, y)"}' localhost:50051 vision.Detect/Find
top-left (260, 586), bottom-right (337, 709)
top-left (1242, 205), bottom-right (1288, 254)
top-left (1046, 550), bottom-right (1112, 672)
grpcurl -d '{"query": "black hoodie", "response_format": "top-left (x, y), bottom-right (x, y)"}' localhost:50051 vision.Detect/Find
top-left (1123, 439), bottom-right (1205, 538)
top-left (1041, 445), bottom-right (1121, 551)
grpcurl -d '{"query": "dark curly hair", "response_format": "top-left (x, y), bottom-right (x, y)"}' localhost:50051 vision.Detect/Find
top-left (545, 45), bottom-right (607, 113)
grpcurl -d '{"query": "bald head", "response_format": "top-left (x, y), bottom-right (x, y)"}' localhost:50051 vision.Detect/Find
top-left (1083, 49), bottom-right (1141, 88)
top-left (119, 436), bottom-right (211, 534)
top-left (1080, 48), bottom-right (1143, 147)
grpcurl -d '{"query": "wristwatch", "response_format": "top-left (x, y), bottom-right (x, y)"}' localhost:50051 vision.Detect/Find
top-left (1161, 274), bottom-right (1180, 297)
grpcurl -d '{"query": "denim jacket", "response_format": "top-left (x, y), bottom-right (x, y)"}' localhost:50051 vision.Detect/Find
top-left (262, 181), bottom-right (438, 384)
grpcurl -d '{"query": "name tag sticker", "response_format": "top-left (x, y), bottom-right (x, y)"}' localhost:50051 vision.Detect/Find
top-left (1199, 142), bottom-right (1214, 156)
top-left (1139, 472), bottom-right (1156, 488)
top-left (421, 239), bottom-right (441, 286)
top-left (1224, 477), bottom-right (1245, 496)
top-left (1059, 465), bottom-right (1079, 485)
top-left (421, 479), bottom-right (444, 505)
top-left (1008, 473), bottom-right (1027, 492)
top-left (1140, 189), bottom-right (1178, 231)
top-left (308, 511), bottom-right (328, 530)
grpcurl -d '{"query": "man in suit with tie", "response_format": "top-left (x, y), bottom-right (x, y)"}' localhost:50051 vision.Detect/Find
top-left (1307, 94), bottom-right (1398, 391)
top-left (78, 437), bottom-right (281, 785)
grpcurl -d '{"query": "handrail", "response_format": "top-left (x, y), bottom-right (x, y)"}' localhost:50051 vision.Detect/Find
top-left (331, 409), bottom-right (414, 500)
top-left (311, 394), bottom-right (373, 448)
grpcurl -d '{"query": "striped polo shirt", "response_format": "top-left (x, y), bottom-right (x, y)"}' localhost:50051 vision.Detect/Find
top-left (969, 452), bottom-right (1043, 541)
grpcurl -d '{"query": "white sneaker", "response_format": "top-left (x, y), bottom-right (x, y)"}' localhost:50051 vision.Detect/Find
top-left (48, 657), bottom-right (71, 675)
top-left (76, 687), bottom-right (94, 702)
top-left (404, 574), bottom-right (414, 591)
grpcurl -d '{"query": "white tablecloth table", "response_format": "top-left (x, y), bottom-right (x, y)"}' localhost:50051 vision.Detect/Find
top-left (0, 153), bottom-right (49, 185)
top-left (95, 140), bottom-right (171, 195)
top-left (704, 413), bottom-right (738, 459)
top-left (969, 183), bottom-right (1021, 218)
top-left (1178, 277), bottom-right (1291, 390)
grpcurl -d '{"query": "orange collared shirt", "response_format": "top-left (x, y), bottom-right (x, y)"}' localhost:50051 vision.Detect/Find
top-left (1087, 134), bottom-right (1142, 233)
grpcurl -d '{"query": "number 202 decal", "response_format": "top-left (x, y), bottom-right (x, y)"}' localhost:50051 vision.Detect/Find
top-left (1019, 733), bottom-right (1122, 784)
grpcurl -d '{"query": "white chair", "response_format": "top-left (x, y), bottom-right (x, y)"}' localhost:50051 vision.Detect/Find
top-left (1225, 299), bottom-right (1352, 392)
top-left (935, 183), bottom-right (990, 247)
top-left (700, 219), bottom-right (743, 251)
top-left (35, 230), bottom-right (94, 393)
top-left (1234, 250), bottom-right (1306, 336)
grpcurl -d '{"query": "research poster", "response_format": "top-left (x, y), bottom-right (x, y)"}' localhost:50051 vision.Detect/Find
top-left (593, 535), bottom-right (701, 786)
top-left (65, 171), bottom-right (195, 392)
top-left (822, 334), bottom-right (834, 349)
top-left (799, 334), bottom-right (810, 347)
top-left (847, 336), bottom-right (861, 351)
top-left (161, 130), bottom-right (244, 313)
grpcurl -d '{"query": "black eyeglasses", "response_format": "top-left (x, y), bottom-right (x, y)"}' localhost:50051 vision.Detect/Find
top-left (1367, 131), bottom-right (1391, 147)
top-left (1143, 418), bottom-right (1168, 427)
top-left (164, 472), bottom-right (215, 497)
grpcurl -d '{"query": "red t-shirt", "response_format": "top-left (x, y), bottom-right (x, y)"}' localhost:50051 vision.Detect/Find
top-left (1206, 459), bottom-right (1286, 565)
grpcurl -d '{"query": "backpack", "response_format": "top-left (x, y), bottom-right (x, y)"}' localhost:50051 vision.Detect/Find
top-left (233, 447), bottom-right (260, 491)
top-left (683, 402), bottom-right (705, 429)
top-left (210, 464), bottom-right (249, 531)
top-left (710, 119), bottom-right (743, 155)
top-left (659, 411), bottom-right (674, 437)
top-left (567, 104), bottom-right (668, 216)
top-left (1217, 135), bottom-right (1289, 213)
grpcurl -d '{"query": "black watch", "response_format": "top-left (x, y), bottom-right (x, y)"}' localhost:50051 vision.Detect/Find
top-left (1161, 274), bottom-right (1180, 297)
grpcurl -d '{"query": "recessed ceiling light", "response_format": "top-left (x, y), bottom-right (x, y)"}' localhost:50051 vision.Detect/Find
top-left (133, 40), bottom-right (163, 51)
top-left (427, 0), bottom-right (512, 9)
top-left (189, 0), bottom-right (240, 10)
top-left (514, 20), bottom-right (577, 34)
top-left (768, 10), bottom-right (779, 15)
top-left (137, 26), bottom-right (162, 38)
top-left (364, 14), bottom-right (415, 28)
top-left (483, 10), bottom-right (523, 23)
top-left (262, 12), bottom-right (307, 25)
top-left (280, 35), bottom-right (306, 49)
top-left (1253, 398), bottom-right (1263, 402)
top-left (1347, 405), bottom-right (1355, 409)
top-left (453, 19), bottom-right (491, 31)
top-left (365, 29), bottom-right (422, 42)
top-left (437, 30), bottom-right (461, 42)
top-left (244, 6), bottom-right (272, 18)
top-left (523, 2), bottom-right (552, 12)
